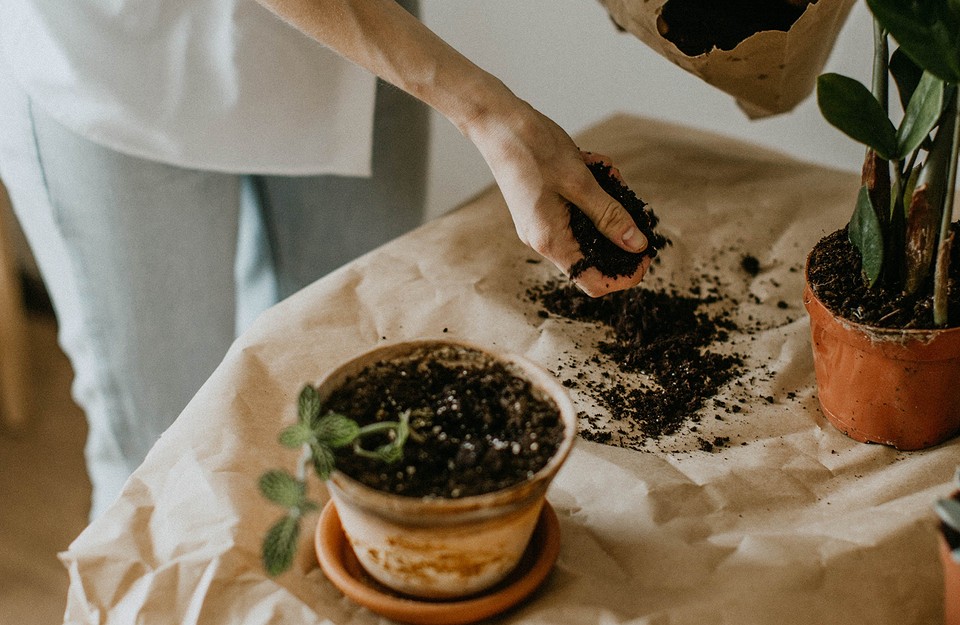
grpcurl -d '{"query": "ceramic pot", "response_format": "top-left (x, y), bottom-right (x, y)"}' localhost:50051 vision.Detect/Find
top-left (313, 339), bottom-right (577, 599)
top-left (803, 281), bottom-right (960, 450)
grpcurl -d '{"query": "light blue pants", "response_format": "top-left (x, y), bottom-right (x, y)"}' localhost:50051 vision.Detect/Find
top-left (0, 74), bottom-right (427, 519)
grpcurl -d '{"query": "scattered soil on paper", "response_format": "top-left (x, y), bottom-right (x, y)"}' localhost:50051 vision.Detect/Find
top-left (527, 240), bottom-right (802, 453)
top-left (528, 277), bottom-right (743, 451)
top-left (325, 344), bottom-right (565, 498)
top-left (568, 160), bottom-right (670, 280)
top-left (658, 0), bottom-right (812, 56)
top-left (807, 225), bottom-right (960, 329)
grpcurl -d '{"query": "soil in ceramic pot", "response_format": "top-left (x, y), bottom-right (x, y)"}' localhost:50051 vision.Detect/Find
top-left (568, 161), bottom-right (670, 280)
top-left (658, 0), bottom-right (812, 56)
top-left (807, 226), bottom-right (960, 329)
top-left (324, 345), bottom-right (565, 499)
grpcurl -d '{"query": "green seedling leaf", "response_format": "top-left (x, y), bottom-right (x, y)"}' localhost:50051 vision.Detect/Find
top-left (935, 497), bottom-right (960, 533)
top-left (897, 72), bottom-right (946, 158)
top-left (373, 412), bottom-right (411, 464)
top-left (297, 385), bottom-right (322, 426)
top-left (849, 185), bottom-right (885, 286)
top-left (818, 74), bottom-right (898, 159)
top-left (315, 413), bottom-right (361, 448)
top-left (867, 0), bottom-right (960, 83)
top-left (278, 422), bottom-right (314, 448)
top-left (311, 442), bottom-right (336, 480)
top-left (891, 47), bottom-right (924, 110)
top-left (375, 442), bottom-right (404, 464)
top-left (262, 515), bottom-right (301, 577)
top-left (258, 470), bottom-right (304, 508)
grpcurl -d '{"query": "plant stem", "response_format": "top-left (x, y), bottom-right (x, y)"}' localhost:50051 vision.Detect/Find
top-left (357, 421), bottom-right (402, 436)
top-left (869, 21), bottom-right (901, 286)
top-left (933, 93), bottom-right (960, 326)
top-left (872, 22), bottom-right (888, 117)
top-left (296, 444), bottom-right (312, 482)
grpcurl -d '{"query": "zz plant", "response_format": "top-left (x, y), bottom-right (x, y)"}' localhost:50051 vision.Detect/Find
top-left (816, 0), bottom-right (960, 326)
top-left (935, 468), bottom-right (960, 563)
top-left (257, 384), bottom-right (411, 576)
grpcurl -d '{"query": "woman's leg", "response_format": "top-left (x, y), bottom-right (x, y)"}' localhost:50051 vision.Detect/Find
top-left (0, 85), bottom-right (242, 519)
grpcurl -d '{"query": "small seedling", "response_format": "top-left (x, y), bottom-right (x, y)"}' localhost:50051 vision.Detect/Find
top-left (935, 468), bottom-right (960, 564)
top-left (258, 384), bottom-right (411, 576)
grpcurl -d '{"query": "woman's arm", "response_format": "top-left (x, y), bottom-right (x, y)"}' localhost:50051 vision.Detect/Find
top-left (257, 0), bottom-right (649, 296)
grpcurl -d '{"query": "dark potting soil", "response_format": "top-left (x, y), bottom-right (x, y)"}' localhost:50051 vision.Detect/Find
top-left (323, 345), bottom-right (565, 499)
top-left (527, 276), bottom-right (745, 448)
top-left (658, 0), bottom-right (813, 56)
top-left (807, 226), bottom-right (960, 329)
top-left (568, 161), bottom-right (670, 280)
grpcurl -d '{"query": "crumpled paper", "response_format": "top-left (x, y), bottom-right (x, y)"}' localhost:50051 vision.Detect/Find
top-left (598, 0), bottom-right (857, 118)
top-left (61, 114), bottom-right (958, 625)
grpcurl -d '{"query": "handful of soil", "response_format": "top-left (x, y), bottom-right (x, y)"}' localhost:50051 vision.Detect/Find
top-left (658, 0), bottom-right (813, 56)
top-left (568, 161), bottom-right (670, 280)
top-left (324, 345), bottom-right (565, 498)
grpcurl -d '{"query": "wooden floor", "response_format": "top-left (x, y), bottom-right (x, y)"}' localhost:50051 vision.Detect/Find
top-left (0, 312), bottom-right (91, 625)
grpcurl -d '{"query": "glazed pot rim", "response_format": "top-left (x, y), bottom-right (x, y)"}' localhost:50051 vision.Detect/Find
top-left (319, 338), bottom-right (578, 522)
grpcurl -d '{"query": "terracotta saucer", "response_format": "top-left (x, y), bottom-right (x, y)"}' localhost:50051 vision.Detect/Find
top-left (315, 499), bottom-right (561, 625)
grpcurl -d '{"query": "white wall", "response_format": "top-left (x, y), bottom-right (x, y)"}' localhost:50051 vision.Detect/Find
top-left (420, 0), bottom-right (874, 219)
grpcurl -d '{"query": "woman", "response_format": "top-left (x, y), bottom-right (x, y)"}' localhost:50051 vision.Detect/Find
top-left (0, 0), bottom-right (648, 519)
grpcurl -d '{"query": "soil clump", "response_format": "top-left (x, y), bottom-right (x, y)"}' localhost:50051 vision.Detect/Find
top-left (324, 345), bottom-right (565, 498)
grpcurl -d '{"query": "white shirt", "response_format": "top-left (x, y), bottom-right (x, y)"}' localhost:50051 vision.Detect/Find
top-left (0, 0), bottom-right (378, 176)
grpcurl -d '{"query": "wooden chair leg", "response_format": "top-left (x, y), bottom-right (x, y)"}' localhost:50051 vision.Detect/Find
top-left (0, 183), bottom-right (30, 429)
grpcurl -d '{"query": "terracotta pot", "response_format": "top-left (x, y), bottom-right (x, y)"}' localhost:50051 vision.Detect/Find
top-left (803, 282), bottom-right (960, 450)
top-left (313, 339), bottom-right (577, 599)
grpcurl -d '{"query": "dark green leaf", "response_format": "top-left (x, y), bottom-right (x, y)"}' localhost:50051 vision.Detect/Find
top-left (897, 72), bottom-right (946, 158)
top-left (262, 515), bottom-right (300, 577)
top-left (818, 74), bottom-right (898, 159)
top-left (890, 47), bottom-right (924, 110)
top-left (867, 0), bottom-right (960, 83)
top-left (258, 470), bottom-right (304, 507)
top-left (311, 442), bottom-right (336, 479)
top-left (314, 413), bottom-right (361, 448)
top-left (297, 385), bottom-right (321, 426)
top-left (278, 422), bottom-right (314, 448)
top-left (849, 185), bottom-right (885, 286)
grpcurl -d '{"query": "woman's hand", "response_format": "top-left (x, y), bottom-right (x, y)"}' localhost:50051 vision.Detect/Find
top-left (462, 98), bottom-right (651, 297)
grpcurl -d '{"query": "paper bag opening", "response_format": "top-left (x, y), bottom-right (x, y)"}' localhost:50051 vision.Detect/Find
top-left (599, 0), bottom-right (857, 118)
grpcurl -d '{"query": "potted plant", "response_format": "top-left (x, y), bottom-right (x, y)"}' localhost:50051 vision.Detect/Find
top-left (804, 0), bottom-right (960, 450)
top-left (256, 340), bottom-right (577, 605)
top-left (935, 469), bottom-right (960, 625)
